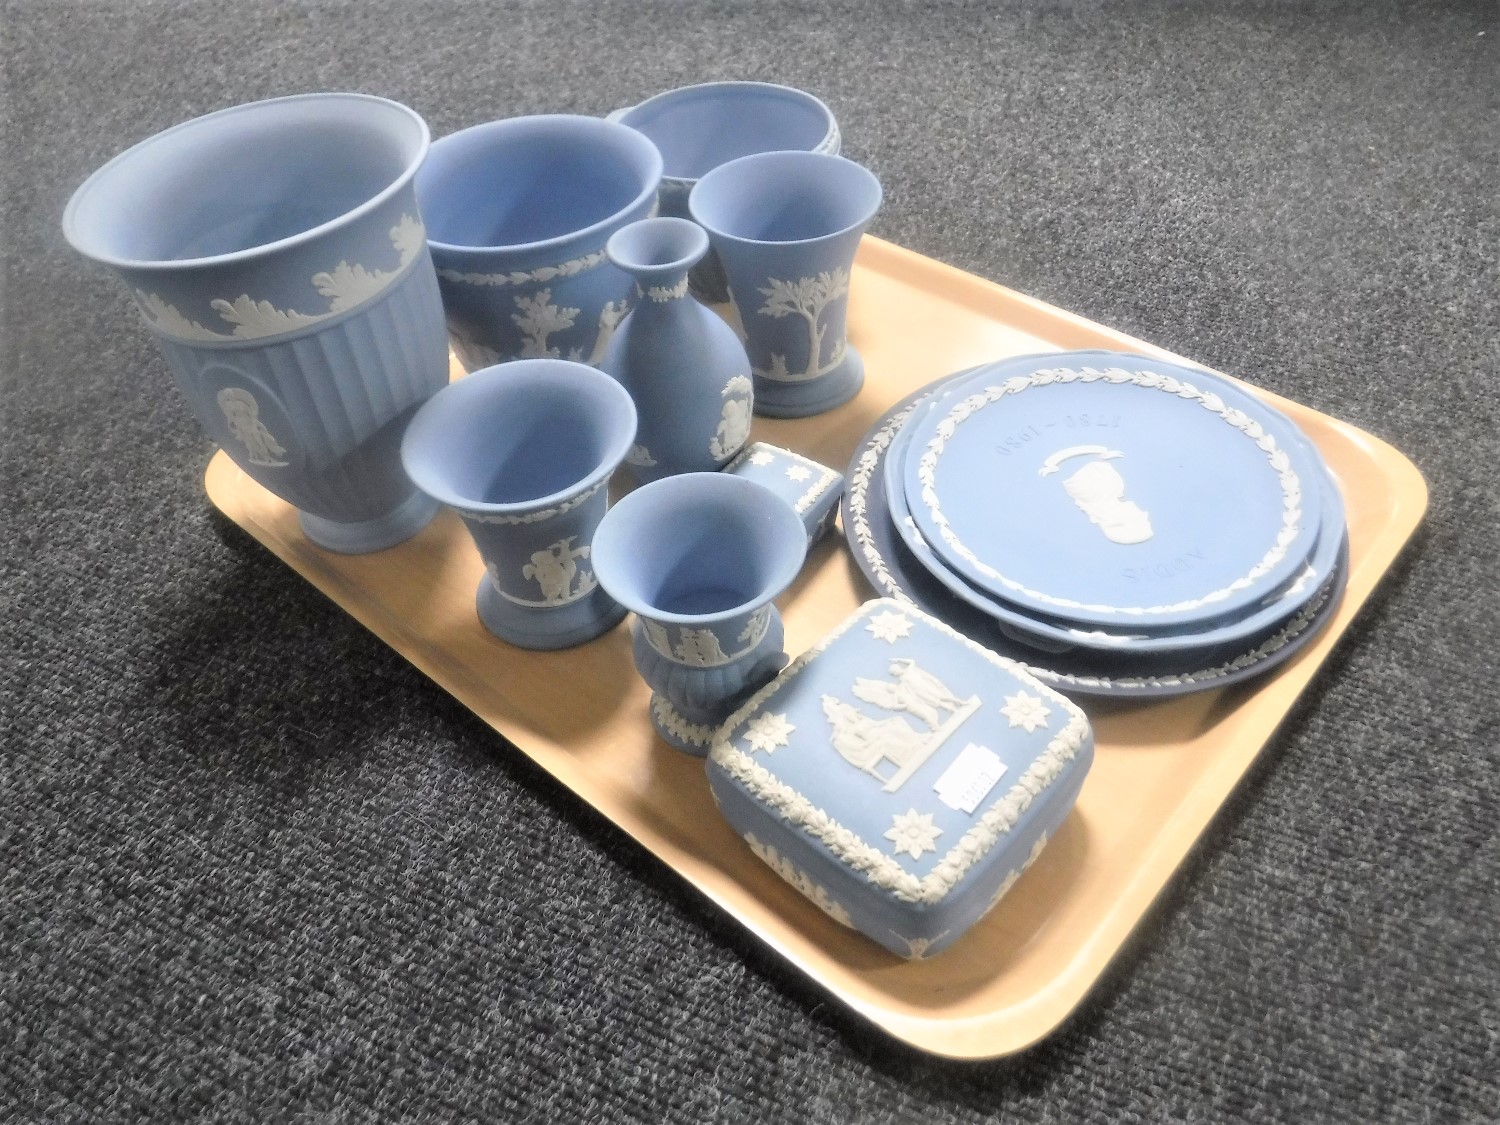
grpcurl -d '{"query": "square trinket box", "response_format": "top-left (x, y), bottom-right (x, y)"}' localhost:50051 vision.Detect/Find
top-left (706, 599), bottom-right (1094, 960)
top-left (722, 441), bottom-right (843, 545)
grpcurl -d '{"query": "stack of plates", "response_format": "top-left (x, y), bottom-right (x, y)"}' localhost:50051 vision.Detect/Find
top-left (841, 351), bottom-right (1349, 698)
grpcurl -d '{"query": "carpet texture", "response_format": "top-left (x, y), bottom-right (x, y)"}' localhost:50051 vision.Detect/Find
top-left (3, 1), bottom-right (1497, 1121)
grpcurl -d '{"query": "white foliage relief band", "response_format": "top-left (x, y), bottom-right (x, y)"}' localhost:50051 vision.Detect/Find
top-left (134, 216), bottom-right (427, 343)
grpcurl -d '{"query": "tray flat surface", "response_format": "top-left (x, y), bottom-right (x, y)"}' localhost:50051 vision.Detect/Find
top-left (204, 236), bottom-right (1427, 1059)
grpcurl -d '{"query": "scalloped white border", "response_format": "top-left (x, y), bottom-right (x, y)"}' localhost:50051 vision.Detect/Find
top-left (709, 599), bottom-right (1091, 906)
top-left (914, 365), bottom-right (1308, 617)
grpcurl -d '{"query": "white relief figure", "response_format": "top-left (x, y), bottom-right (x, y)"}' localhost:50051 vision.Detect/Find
top-left (625, 443), bottom-right (659, 468)
top-left (512, 288), bottom-right (580, 359)
top-left (1039, 446), bottom-right (1153, 545)
top-left (449, 327), bottom-right (502, 372)
top-left (674, 627), bottom-right (729, 667)
top-left (708, 375), bottom-right (754, 461)
top-left (756, 268), bottom-right (850, 380)
top-left (852, 658), bottom-right (967, 730)
top-left (834, 660), bottom-right (982, 792)
top-left (216, 387), bottom-right (289, 467)
top-left (521, 536), bottom-right (593, 605)
top-left (737, 605), bottom-right (772, 647)
top-left (822, 694), bottom-right (927, 782)
top-left (641, 618), bottom-right (674, 657)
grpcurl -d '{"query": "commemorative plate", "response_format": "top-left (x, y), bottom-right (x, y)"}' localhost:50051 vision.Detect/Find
top-left (884, 363), bottom-right (1349, 657)
top-left (899, 354), bottom-right (1326, 629)
top-left (844, 381), bottom-right (1348, 698)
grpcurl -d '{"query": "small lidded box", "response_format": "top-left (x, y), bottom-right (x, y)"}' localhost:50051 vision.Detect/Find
top-left (721, 441), bottom-right (843, 545)
top-left (707, 599), bottom-right (1094, 960)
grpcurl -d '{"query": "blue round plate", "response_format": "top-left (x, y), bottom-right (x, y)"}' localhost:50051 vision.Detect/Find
top-left (884, 364), bottom-right (1348, 656)
top-left (842, 374), bottom-right (1347, 698)
top-left (899, 353), bottom-right (1325, 629)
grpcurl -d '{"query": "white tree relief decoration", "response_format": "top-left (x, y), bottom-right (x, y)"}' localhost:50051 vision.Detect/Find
top-left (216, 387), bottom-right (289, 467)
top-left (521, 536), bottom-right (596, 605)
top-left (512, 288), bottom-right (579, 359)
top-left (756, 268), bottom-right (850, 381)
top-left (708, 375), bottom-right (754, 461)
top-left (566, 300), bottom-right (628, 365)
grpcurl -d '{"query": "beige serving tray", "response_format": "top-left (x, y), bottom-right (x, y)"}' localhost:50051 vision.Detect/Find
top-left (205, 236), bottom-right (1427, 1059)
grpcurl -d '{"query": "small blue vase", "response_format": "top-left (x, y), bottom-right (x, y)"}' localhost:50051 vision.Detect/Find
top-left (401, 359), bottom-right (638, 650)
top-left (591, 473), bottom-right (808, 754)
top-left (689, 151), bottom-right (882, 419)
top-left (600, 218), bottom-right (754, 481)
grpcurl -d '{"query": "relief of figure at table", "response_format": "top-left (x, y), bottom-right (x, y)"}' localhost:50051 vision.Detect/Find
top-left (1039, 445), bottom-right (1154, 545)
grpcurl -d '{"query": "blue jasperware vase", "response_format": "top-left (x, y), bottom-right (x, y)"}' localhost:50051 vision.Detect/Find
top-left (600, 218), bottom-right (754, 481)
top-left (591, 473), bottom-right (808, 754)
top-left (62, 93), bottom-right (452, 553)
top-left (401, 360), bottom-right (638, 651)
top-left (415, 115), bottom-right (663, 372)
top-left (607, 81), bottom-right (840, 303)
top-left (689, 151), bottom-right (882, 419)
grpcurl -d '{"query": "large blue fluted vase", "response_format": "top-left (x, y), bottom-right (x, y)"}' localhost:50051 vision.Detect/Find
top-left (62, 93), bottom-right (451, 553)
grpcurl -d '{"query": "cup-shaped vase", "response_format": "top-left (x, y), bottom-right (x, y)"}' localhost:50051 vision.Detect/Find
top-left (600, 217), bottom-right (754, 481)
top-left (62, 93), bottom-right (452, 553)
top-left (415, 115), bottom-right (663, 372)
top-left (590, 473), bottom-right (808, 754)
top-left (607, 82), bottom-right (840, 303)
top-left (401, 360), bottom-right (638, 650)
top-left (689, 151), bottom-right (882, 419)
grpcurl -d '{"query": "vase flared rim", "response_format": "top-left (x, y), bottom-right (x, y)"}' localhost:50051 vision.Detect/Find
top-left (593, 473), bottom-right (808, 627)
top-left (401, 359), bottom-right (638, 518)
top-left (421, 114), bottom-right (664, 259)
top-left (62, 92), bottom-right (431, 273)
top-left (688, 151), bottom-right (882, 250)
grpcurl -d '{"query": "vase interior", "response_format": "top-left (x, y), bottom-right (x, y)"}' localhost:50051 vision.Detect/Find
top-left (420, 119), bottom-right (659, 248)
top-left (624, 84), bottom-right (831, 181)
top-left (691, 153), bottom-right (880, 244)
top-left (65, 96), bottom-right (425, 264)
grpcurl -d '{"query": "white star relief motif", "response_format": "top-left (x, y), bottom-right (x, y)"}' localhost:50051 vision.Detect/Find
top-left (784, 464), bottom-right (813, 482)
top-left (884, 809), bottom-right (942, 859)
top-left (748, 450), bottom-right (776, 467)
top-left (1000, 691), bottom-right (1051, 733)
top-left (864, 610), bottom-right (914, 644)
top-left (742, 711), bottom-right (796, 753)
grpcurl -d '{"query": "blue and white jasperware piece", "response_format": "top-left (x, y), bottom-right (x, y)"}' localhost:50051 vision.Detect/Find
top-left (599, 218), bottom-right (755, 481)
top-left (722, 442), bottom-right (844, 546)
top-left (591, 473), bottom-right (808, 754)
top-left (840, 366), bottom-right (1349, 698)
top-left (400, 360), bottom-right (637, 650)
top-left (63, 93), bottom-right (452, 553)
top-left (884, 357), bottom-right (1348, 656)
top-left (607, 81), bottom-right (840, 303)
top-left (901, 355), bottom-right (1325, 629)
top-left (689, 151), bottom-right (881, 418)
top-left (415, 115), bottom-right (663, 371)
top-left (707, 599), bottom-right (1094, 960)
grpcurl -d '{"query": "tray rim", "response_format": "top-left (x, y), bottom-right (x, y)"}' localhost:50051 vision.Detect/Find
top-left (202, 234), bottom-right (1429, 1060)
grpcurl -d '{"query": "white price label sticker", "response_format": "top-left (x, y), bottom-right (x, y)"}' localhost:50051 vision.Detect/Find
top-left (933, 743), bottom-right (1007, 814)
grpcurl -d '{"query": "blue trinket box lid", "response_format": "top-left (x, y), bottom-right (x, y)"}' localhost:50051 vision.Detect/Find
top-left (706, 599), bottom-right (1094, 960)
top-left (722, 441), bottom-right (843, 544)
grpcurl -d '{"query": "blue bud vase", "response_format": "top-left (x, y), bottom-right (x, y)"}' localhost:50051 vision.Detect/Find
top-left (599, 217), bottom-right (755, 482)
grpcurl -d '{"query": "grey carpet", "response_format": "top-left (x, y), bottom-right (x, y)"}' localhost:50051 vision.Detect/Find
top-left (3, 1), bottom-right (1497, 1121)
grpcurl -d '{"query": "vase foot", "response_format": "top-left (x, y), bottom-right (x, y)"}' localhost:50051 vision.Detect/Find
top-left (648, 695), bottom-right (726, 756)
top-left (298, 488), bottom-right (440, 554)
top-left (752, 347), bottom-right (864, 419)
top-left (475, 578), bottom-right (627, 651)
